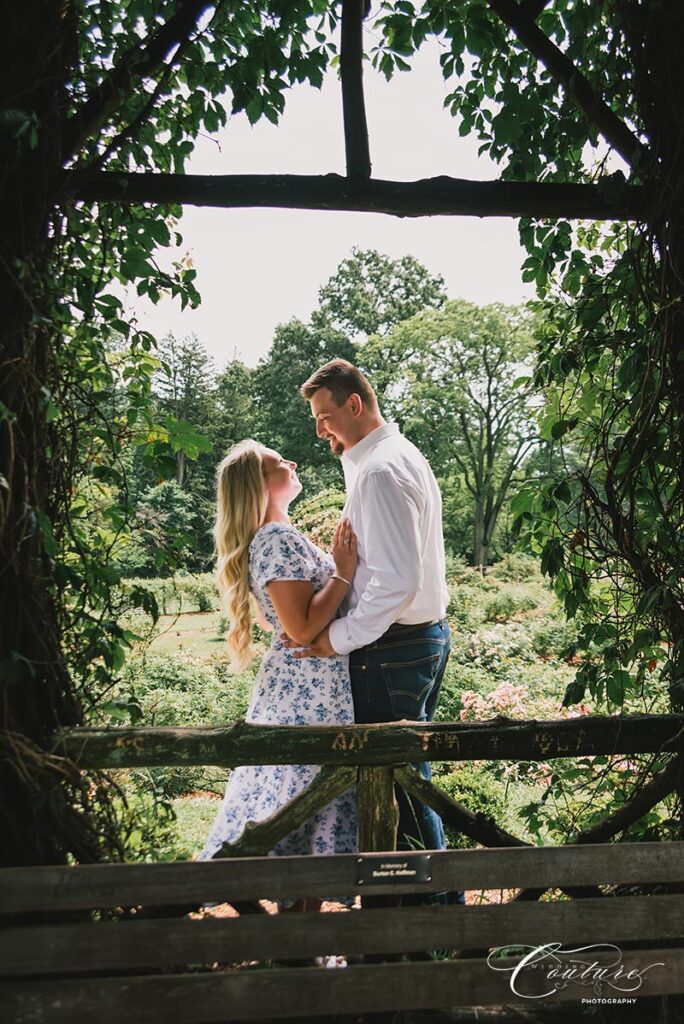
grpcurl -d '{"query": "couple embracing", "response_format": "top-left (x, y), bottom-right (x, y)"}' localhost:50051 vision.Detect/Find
top-left (199, 359), bottom-right (461, 906)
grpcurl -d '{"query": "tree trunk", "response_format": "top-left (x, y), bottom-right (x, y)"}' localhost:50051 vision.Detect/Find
top-left (177, 449), bottom-right (187, 488)
top-left (0, 3), bottom-right (113, 866)
top-left (620, 3), bottom-right (684, 715)
top-left (473, 500), bottom-right (487, 568)
top-left (618, 3), bottom-right (684, 838)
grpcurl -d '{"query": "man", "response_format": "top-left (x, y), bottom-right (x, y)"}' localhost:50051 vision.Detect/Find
top-left (291, 359), bottom-right (460, 900)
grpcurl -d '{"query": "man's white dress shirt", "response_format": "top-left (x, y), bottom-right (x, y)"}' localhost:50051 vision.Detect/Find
top-left (328, 422), bottom-right (449, 656)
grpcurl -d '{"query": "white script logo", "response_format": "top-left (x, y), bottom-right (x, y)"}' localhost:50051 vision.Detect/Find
top-left (487, 943), bottom-right (665, 1000)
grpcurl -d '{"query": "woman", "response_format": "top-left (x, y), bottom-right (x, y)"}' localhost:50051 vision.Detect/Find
top-left (198, 439), bottom-right (357, 863)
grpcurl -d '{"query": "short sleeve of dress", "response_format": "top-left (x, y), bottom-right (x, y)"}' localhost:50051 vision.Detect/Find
top-left (252, 525), bottom-right (317, 588)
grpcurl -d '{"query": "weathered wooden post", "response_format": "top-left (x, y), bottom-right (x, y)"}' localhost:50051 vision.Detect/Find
top-left (356, 766), bottom-right (399, 852)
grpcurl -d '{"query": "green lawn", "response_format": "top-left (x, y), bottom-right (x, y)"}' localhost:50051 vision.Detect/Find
top-left (149, 610), bottom-right (226, 658)
top-left (172, 794), bottom-right (222, 860)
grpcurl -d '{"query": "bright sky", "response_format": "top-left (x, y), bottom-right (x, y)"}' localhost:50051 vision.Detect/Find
top-left (127, 37), bottom-right (534, 369)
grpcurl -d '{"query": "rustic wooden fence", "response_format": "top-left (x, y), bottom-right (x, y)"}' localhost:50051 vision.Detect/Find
top-left (55, 714), bottom-right (684, 863)
top-left (2, 713), bottom-right (677, 1022)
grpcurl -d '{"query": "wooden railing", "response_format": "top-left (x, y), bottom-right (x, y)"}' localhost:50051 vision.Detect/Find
top-left (55, 714), bottom-right (684, 866)
top-left (5, 844), bottom-right (684, 1021)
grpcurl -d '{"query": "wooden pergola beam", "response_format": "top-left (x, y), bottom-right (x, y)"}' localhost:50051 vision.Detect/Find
top-left (66, 170), bottom-right (650, 220)
top-left (340, 0), bottom-right (371, 179)
top-left (519, 0), bottom-right (550, 19)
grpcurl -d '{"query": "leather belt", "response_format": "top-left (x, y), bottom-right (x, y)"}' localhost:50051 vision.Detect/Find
top-left (384, 618), bottom-right (442, 636)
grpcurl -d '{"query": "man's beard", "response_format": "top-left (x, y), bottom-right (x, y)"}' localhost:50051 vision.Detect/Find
top-left (331, 439), bottom-right (344, 458)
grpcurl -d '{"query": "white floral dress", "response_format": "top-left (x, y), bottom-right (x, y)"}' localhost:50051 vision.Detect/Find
top-left (199, 521), bottom-right (357, 860)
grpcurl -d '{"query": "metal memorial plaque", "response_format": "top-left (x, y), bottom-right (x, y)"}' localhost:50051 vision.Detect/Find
top-left (355, 853), bottom-right (432, 886)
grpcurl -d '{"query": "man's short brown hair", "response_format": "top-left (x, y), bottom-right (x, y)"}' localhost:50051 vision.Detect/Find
top-left (300, 359), bottom-right (377, 408)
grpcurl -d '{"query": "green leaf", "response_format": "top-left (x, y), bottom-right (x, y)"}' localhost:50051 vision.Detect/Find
top-left (510, 487), bottom-right (534, 520)
top-left (541, 539), bottom-right (564, 577)
top-left (245, 93), bottom-right (264, 124)
top-left (635, 586), bottom-right (664, 616)
top-left (91, 465), bottom-right (123, 486)
top-left (606, 670), bottom-right (630, 706)
top-left (553, 480), bottom-right (572, 504)
top-left (550, 417), bottom-right (579, 440)
top-left (101, 697), bottom-right (143, 724)
top-left (34, 509), bottom-right (58, 556)
top-left (562, 678), bottom-right (586, 707)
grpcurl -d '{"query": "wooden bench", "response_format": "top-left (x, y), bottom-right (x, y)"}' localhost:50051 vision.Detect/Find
top-left (2, 843), bottom-right (683, 1023)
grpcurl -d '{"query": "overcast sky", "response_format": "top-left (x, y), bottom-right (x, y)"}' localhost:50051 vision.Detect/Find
top-left (126, 36), bottom-right (534, 368)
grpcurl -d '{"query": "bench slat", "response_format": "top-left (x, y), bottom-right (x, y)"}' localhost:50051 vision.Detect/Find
top-left (2, 843), bottom-right (682, 913)
top-left (1, 895), bottom-right (683, 976)
top-left (3, 952), bottom-right (683, 1022)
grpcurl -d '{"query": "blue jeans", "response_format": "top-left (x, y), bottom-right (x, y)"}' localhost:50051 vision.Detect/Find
top-left (350, 619), bottom-right (464, 906)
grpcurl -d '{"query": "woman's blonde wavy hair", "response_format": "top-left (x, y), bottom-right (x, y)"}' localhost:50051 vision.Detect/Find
top-left (214, 439), bottom-right (267, 672)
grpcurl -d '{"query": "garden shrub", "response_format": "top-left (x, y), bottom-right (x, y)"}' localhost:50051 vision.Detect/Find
top-left (507, 661), bottom-right (577, 716)
top-left (445, 552), bottom-right (499, 591)
top-left (446, 585), bottom-right (485, 628)
top-left (490, 552), bottom-right (540, 582)
top-left (435, 763), bottom-right (506, 849)
top-left (436, 662), bottom-right (494, 723)
top-left (444, 552), bottom-right (473, 584)
top-left (189, 580), bottom-right (215, 613)
top-left (120, 651), bottom-right (253, 721)
top-left (459, 680), bottom-right (528, 720)
top-left (531, 616), bottom-right (579, 659)
top-left (483, 590), bottom-right (538, 622)
top-left (466, 625), bottom-right (537, 673)
top-left (291, 487), bottom-right (346, 548)
top-left (115, 780), bottom-right (179, 862)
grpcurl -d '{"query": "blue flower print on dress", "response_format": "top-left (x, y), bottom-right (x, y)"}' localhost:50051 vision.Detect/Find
top-left (198, 522), bottom-right (357, 862)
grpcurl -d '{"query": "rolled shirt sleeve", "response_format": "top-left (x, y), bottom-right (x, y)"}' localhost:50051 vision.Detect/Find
top-left (328, 468), bottom-right (423, 655)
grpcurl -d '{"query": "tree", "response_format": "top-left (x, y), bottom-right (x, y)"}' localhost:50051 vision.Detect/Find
top-left (116, 479), bottom-right (208, 576)
top-left (316, 246), bottom-right (447, 339)
top-left (360, 301), bottom-right (538, 567)
top-left (127, 351), bottom-right (256, 572)
top-left (122, 333), bottom-right (215, 569)
top-left (212, 359), bottom-right (258, 457)
top-left (253, 318), bottom-right (356, 492)
top-left (154, 333), bottom-right (215, 488)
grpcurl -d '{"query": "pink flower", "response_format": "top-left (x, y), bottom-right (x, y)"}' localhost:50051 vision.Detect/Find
top-left (459, 690), bottom-right (488, 721)
top-left (490, 682), bottom-right (526, 716)
top-left (532, 762), bottom-right (553, 786)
